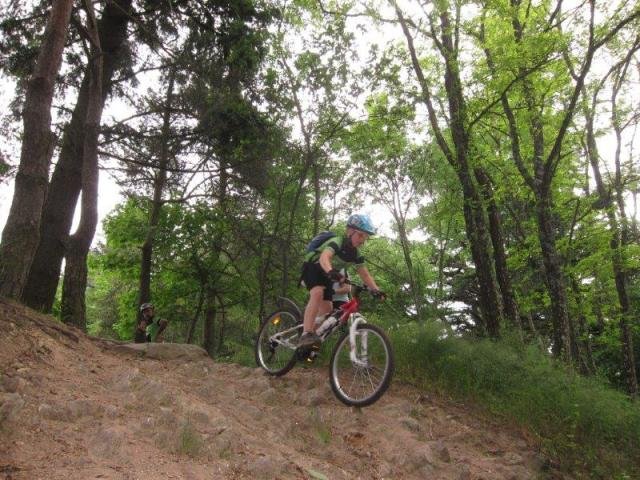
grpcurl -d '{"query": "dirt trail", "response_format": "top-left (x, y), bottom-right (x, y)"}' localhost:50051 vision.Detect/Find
top-left (0, 298), bottom-right (553, 480)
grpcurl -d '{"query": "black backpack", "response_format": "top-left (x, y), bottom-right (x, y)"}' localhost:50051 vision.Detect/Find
top-left (300, 231), bottom-right (337, 286)
top-left (305, 231), bottom-right (336, 255)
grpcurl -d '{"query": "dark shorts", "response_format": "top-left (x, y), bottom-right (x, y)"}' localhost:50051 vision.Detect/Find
top-left (134, 329), bottom-right (148, 343)
top-left (301, 262), bottom-right (334, 301)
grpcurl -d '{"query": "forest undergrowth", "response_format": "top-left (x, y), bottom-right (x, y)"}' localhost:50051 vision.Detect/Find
top-left (388, 322), bottom-right (640, 479)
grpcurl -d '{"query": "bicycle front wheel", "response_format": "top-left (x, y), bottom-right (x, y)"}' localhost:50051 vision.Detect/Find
top-left (329, 323), bottom-right (394, 407)
top-left (255, 310), bottom-right (302, 376)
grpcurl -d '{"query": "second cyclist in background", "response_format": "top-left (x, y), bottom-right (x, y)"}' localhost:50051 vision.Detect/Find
top-left (332, 268), bottom-right (350, 310)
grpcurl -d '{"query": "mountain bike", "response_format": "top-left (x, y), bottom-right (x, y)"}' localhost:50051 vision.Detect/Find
top-left (254, 281), bottom-right (394, 407)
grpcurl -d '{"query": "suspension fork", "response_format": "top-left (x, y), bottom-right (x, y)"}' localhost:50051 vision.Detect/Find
top-left (349, 313), bottom-right (368, 367)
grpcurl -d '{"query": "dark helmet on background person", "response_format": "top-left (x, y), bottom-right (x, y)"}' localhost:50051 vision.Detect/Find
top-left (346, 213), bottom-right (377, 235)
top-left (140, 302), bottom-right (154, 312)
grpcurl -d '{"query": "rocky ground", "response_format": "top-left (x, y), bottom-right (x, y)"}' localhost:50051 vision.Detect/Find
top-left (0, 297), bottom-right (558, 479)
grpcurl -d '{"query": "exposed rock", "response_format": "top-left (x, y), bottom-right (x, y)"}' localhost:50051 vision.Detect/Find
top-left (113, 342), bottom-right (208, 361)
top-left (400, 415), bottom-right (422, 433)
top-left (431, 441), bottom-right (452, 463)
top-left (0, 393), bottom-right (25, 423)
top-left (89, 427), bottom-right (124, 459)
top-left (244, 454), bottom-right (284, 479)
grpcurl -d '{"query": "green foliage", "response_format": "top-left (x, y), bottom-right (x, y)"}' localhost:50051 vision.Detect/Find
top-left (392, 321), bottom-right (640, 478)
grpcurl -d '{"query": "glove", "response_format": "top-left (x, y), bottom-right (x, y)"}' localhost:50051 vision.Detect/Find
top-left (371, 289), bottom-right (386, 300)
top-left (326, 269), bottom-right (344, 283)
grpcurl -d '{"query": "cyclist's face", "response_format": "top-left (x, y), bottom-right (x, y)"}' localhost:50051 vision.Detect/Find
top-left (351, 230), bottom-right (369, 247)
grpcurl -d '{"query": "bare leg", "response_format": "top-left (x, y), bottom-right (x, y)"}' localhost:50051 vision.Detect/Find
top-left (303, 286), bottom-right (332, 334)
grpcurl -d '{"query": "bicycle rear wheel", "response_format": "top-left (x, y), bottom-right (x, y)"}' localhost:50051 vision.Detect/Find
top-left (255, 310), bottom-right (302, 376)
top-left (329, 323), bottom-right (394, 407)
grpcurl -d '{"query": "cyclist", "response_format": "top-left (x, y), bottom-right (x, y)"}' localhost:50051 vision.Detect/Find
top-left (332, 268), bottom-right (350, 310)
top-left (134, 303), bottom-right (168, 343)
top-left (298, 213), bottom-right (384, 349)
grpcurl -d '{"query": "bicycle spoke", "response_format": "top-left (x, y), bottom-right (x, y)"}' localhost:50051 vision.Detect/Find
top-left (330, 324), bottom-right (394, 407)
top-left (255, 310), bottom-right (301, 376)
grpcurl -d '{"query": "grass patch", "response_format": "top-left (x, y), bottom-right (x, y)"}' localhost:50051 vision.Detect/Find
top-left (177, 420), bottom-right (203, 457)
top-left (219, 341), bottom-right (255, 367)
top-left (390, 321), bottom-right (640, 479)
top-left (309, 407), bottom-right (332, 445)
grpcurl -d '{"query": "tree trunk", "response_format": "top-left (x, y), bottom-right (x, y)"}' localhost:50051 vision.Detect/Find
top-left (22, 0), bottom-right (134, 311)
top-left (569, 276), bottom-right (596, 375)
top-left (460, 181), bottom-right (502, 337)
top-left (312, 161), bottom-right (321, 235)
top-left (609, 61), bottom-right (639, 398)
top-left (392, 206), bottom-right (424, 319)
top-left (60, 0), bottom-right (103, 330)
top-left (0, 0), bottom-right (74, 299)
top-left (187, 286), bottom-right (205, 344)
top-left (217, 296), bottom-right (227, 353)
top-left (535, 198), bottom-right (576, 360)
top-left (137, 68), bottom-right (175, 317)
top-left (584, 88), bottom-right (639, 396)
top-left (394, 2), bottom-right (503, 336)
top-left (475, 167), bottom-right (522, 336)
top-left (203, 294), bottom-right (216, 357)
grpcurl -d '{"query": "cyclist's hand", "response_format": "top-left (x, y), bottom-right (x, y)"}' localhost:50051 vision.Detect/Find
top-left (371, 289), bottom-right (386, 300)
top-left (327, 269), bottom-right (345, 283)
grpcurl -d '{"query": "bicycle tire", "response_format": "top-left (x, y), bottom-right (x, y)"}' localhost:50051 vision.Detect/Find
top-left (329, 323), bottom-right (394, 407)
top-left (255, 310), bottom-right (301, 376)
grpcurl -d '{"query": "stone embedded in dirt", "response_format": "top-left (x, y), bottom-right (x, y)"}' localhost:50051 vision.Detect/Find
top-left (0, 392), bottom-right (25, 423)
top-left (1, 375), bottom-right (27, 394)
top-left (301, 387), bottom-right (327, 407)
top-left (104, 405), bottom-right (118, 419)
top-left (400, 416), bottom-right (422, 433)
top-left (212, 427), bottom-right (236, 458)
top-left (186, 408), bottom-right (211, 427)
top-left (114, 342), bottom-right (208, 361)
top-left (38, 402), bottom-right (71, 422)
top-left (457, 465), bottom-right (472, 480)
top-left (37, 399), bottom-right (102, 423)
top-left (244, 454), bottom-right (284, 479)
top-left (504, 451), bottom-right (524, 466)
top-left (67, 399), bottom-right (104, 420)
top-left (88, 427), bottom-right (124, 459)
top-left (431, 441), bottom-right (452, 463)
top-left (133, 378), bottom-right (173, 407)
top-left (407, 447), bottom-right (436, 470)
top-left (240, 373), bottom-right (271, 393)
top-left (258, 387), bottom-right (279, 404)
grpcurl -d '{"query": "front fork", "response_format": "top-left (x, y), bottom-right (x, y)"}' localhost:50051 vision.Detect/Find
top-left (349, 313), bottom-right (368, 367)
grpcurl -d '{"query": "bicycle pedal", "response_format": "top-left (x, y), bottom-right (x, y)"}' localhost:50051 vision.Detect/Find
top-left (296, 346), bottom-right (319, 361)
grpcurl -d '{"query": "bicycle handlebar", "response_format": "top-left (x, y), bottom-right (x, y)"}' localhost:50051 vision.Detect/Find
top-left (342, 278), bottom-right (385, 299)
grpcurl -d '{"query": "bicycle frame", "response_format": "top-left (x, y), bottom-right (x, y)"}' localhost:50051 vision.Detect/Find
top-left (336, 296), bottom-right (359, 324)
top-left (269, 283), bottom-right (373, 365)
top-left (335, 290), bottom-right (370, 367)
